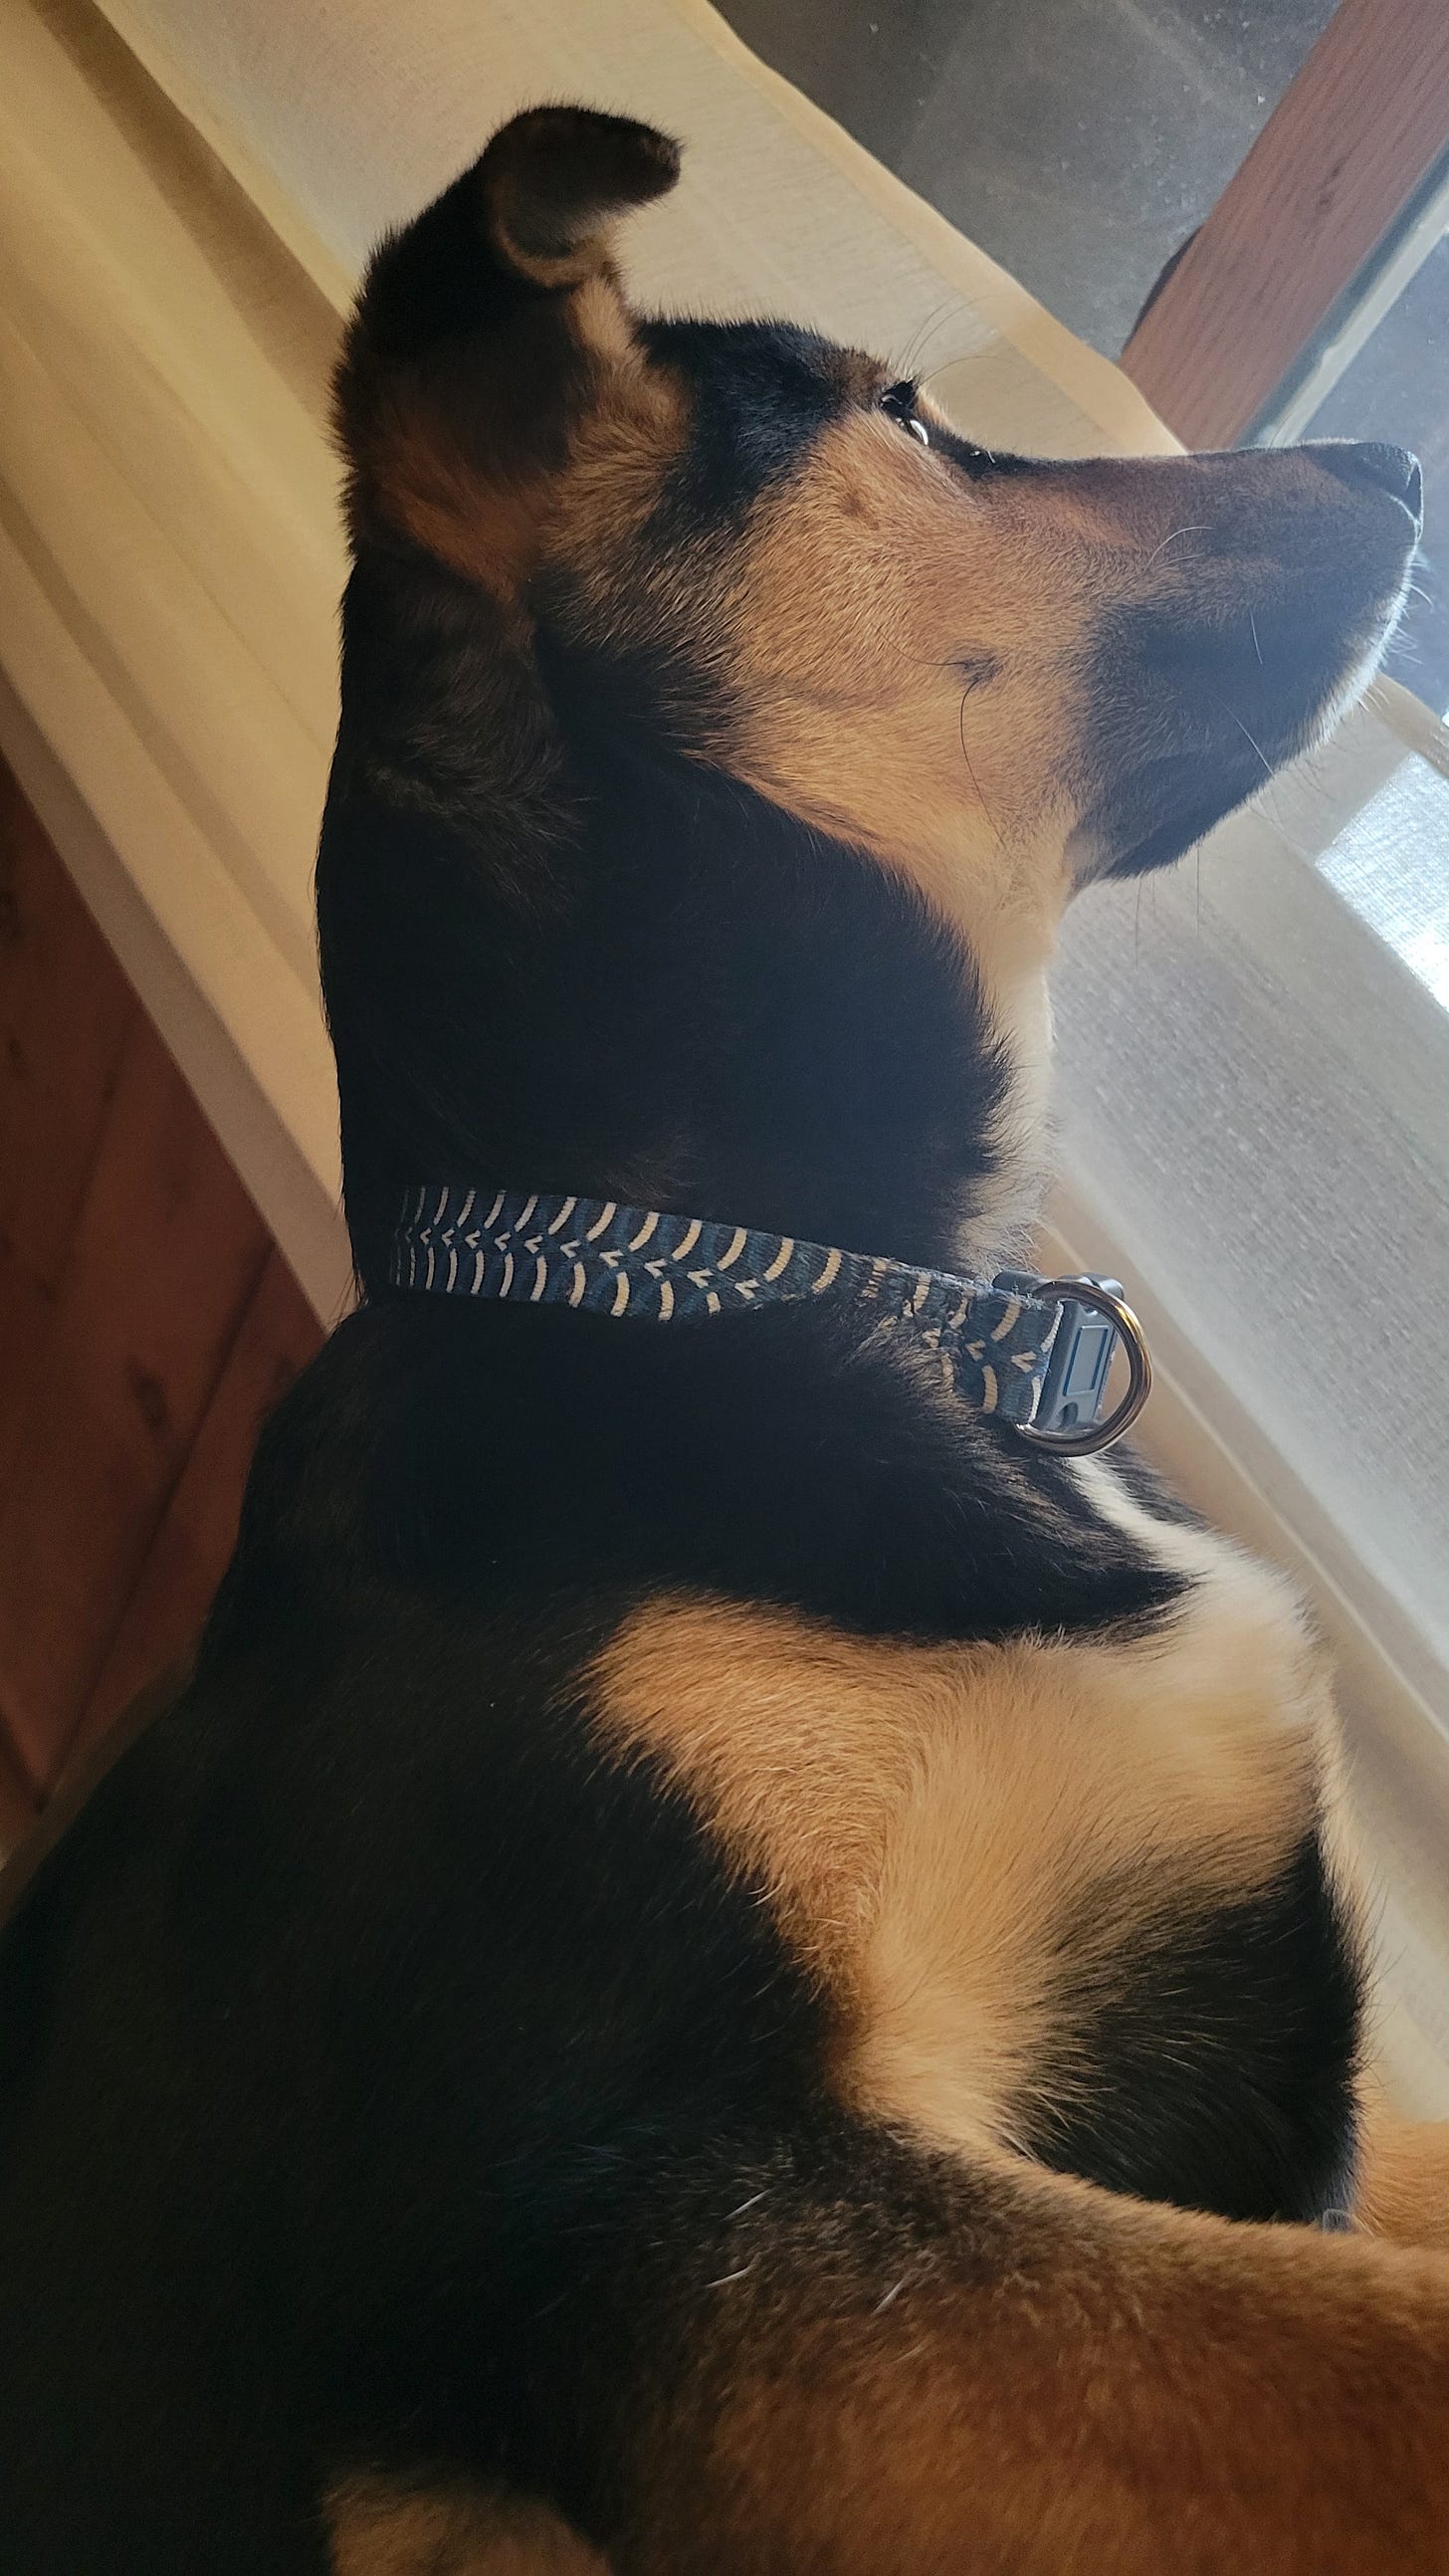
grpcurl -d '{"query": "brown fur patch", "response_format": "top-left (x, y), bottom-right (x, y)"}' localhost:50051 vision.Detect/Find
top-left (377, 405), bottom-right (556, 600)
top-left (327, 2479), bottom-right (609, 2576)
top-left (540, 341), bottom-right (688, 603)
top-left (615, 2162), bottom-right (1449, 2574)
top-left (588, 1501), bottom-right (1331, 2153)
top-left (358, 279), bottom-right (685, 602)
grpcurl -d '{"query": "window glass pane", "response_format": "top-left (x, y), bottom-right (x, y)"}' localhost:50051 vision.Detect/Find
top-left (1299, 230), bottom-right (1449, 715)
top-left (1315, 754), bottom-right (1449, 1003)
top-left (1052, 690), bottom-right (1449, 1702)
top-left (715, 0), bottom-right (1334, 353)
top-left (1257, 688), bottom-right (1449, 998)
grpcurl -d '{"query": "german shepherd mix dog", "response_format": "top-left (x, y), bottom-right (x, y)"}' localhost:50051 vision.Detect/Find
top-left (3, 106), bottom-right (1448, 2576)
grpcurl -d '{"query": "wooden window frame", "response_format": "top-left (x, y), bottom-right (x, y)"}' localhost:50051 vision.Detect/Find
top-left (1122, 0), bottom-right (1449, 449)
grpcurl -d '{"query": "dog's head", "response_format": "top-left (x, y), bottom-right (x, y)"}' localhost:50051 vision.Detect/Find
top-left (325, 107), bottom-right (1419, 1281)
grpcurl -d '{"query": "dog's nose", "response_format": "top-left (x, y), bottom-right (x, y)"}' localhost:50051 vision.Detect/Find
top-left (1311, 440), bottom-right (1422, 526)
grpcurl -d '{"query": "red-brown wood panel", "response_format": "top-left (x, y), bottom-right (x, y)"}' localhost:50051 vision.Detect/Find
top-left (0, 766), bottom-right (136, 1495)
top-left (0, 759), bottom-right (333, 1831)
top-left (0, 1720), bottom-right (37, 1849)
top-left (70, 1245), bottom-right (322, 1778)
top-left (1122, 0), bottom-right (1449, 445)
top-left (0, 995), bottom-right (273, 1785)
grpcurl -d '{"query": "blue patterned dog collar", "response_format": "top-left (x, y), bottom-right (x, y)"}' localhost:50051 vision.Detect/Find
top-left (390, 1185), bottom-right (1151, 1455)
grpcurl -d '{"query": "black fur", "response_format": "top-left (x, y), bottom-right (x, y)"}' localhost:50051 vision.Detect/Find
top-left (1031, 1828), bottom-right (1361, 2220)
top-left (319, 683), bottom-right (1018, 1297)
top-left (0, 106), bottom-right (1413, 2567)
top-left (638, 319), bottom-right (850, 513)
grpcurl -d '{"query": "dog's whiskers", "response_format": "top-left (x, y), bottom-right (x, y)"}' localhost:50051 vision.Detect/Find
top-left (705, 2259), bottom-right (757, 2291)
top-left (919, 343), bottom-right (990, 392)
top-left (893, 299), bottom-right (962, 387)
top-left (957, 683), bottom-right (1006, 853)
top-left (1144, 524), bottom-right (1210, 571)
top-left (1209, 690), bottom-right (1273, 781)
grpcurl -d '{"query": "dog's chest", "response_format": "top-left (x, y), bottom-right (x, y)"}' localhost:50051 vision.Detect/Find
top-left (587, 1493), bottom-right (1341, 2166)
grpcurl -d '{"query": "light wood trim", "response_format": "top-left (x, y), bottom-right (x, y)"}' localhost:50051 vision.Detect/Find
top-left (1122, 0), bottom-right (1449, 447)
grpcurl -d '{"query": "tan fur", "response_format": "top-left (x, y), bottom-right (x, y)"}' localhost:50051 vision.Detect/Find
top-left (328, 2479), bottom-right (608, 2576)
top-left (589, 1464), bottom-right (1333, 2155)
top-left (724, 408), bottom-right (1079, 986)
top-left (541, 348), bottom-right (688, 602)
top-left (1357, 2104), bottom-right (1449, 2252)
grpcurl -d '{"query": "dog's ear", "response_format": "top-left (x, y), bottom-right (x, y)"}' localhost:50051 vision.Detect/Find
top-left (333, 107), bottom-right (682, 586)
top-left (482, 107), bottom-right (681, 289)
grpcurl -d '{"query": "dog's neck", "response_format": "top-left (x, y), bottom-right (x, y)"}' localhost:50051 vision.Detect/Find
top-left (319, 562), bottom-right (1045, 1300)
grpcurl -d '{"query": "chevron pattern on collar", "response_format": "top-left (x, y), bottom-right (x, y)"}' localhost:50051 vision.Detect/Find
top-left (391, 1184), bottom-right (1066, 1426)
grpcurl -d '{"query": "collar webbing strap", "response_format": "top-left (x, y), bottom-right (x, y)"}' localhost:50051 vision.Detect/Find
top-left (391, 1184), bottom-right (1076, 1428)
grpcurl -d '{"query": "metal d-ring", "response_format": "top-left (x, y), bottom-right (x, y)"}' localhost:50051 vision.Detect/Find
top-left (1016, 1276), bottom-right (1153, 1457)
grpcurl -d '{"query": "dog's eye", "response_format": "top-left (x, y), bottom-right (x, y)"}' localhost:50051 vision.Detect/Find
top-left (880, 380), bottom-right (930, 447)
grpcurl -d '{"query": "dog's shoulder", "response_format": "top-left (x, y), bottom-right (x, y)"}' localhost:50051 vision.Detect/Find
top-left (186, 1293), bottom-right (1355, 2228)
